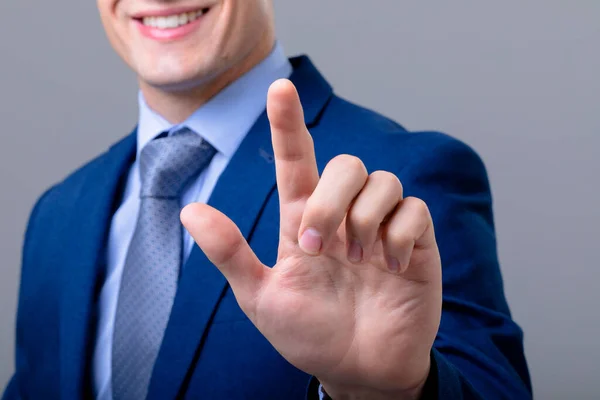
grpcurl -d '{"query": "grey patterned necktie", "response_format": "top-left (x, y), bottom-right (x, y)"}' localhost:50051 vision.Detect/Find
top-left (112, 127), bottom-right (216, 400)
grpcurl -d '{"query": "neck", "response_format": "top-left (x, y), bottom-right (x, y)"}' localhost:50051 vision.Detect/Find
top-left (139, 35), bottom-right (275, 124)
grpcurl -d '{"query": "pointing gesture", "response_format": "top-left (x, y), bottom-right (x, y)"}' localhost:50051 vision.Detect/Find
top-left (181, 79), bottom-right (443, 399)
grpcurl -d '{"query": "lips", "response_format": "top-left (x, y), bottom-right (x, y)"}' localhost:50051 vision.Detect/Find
top-left (134, 8), bottom-right (209, 29)
top-left (132, 7), bottom-right (211, 41)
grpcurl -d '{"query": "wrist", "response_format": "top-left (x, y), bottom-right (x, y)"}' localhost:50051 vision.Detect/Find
top-left (319, 376), bottom-right (428, 400)
top-left (319, 383), bottom-right (425, 400)
top-left (318, 357), bottom-right (431, 400)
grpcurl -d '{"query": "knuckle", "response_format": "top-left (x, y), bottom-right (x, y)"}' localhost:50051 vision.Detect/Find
top-left (305, 197), bottom-right (338, 219)
top-left (370, 170), bottom-right (397, 183)
top-left (385, 229), bottom-right (414, 249)
top-left (406, 197), bottom-right (431, 220)
top-left (215, 230), bottom-right (245, 265)
top-left (370, 170), bottom-right (403, 194)
top-left (347, 209), bottom-right (378, 234)
top-left (331, 154), bottom-right (367, 176)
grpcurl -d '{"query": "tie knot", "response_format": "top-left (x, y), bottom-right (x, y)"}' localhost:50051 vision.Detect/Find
top-left (139, 127), bottom-right (216, 198)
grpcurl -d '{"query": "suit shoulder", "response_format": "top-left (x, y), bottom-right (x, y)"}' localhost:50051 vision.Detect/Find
top-left (35, 153), bottom-right (105, 214)
top-left (32, 132), bottom-right (135, 219)
top-left (321, 95), bottom-right (409, 135)
top-left (319, 95), bottom-right (485, 169)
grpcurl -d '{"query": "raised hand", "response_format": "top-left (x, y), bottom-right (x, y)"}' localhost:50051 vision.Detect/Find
top-left (181, 79), bottom-right (443, 399)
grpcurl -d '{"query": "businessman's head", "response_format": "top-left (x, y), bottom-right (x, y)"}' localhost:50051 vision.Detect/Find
top-left (97, 0), bottom-right (275, 95)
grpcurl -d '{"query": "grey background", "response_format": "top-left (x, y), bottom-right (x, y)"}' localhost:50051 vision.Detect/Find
top-left (1, 1), bottom-right (598, 398)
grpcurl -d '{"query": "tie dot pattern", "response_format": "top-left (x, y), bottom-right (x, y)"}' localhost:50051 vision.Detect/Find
top-left (140, 132), bottom-right (217, 198)
top-left (112, 128), bottom-right (216, 400)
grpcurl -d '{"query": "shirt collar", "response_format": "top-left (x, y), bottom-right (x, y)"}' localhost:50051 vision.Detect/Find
top-left (136, 41), bottom-right (293, 158)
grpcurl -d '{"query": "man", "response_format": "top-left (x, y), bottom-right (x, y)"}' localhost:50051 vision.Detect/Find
top-left (3, 0), bottom-right (532, 399)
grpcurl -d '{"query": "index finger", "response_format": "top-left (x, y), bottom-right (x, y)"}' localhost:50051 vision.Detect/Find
top-left (267, 79), bottom-right (320, 205)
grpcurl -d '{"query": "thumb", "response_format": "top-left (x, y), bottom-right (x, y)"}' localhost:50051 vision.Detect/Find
top-left (181, 203), bottom-right (267, 318)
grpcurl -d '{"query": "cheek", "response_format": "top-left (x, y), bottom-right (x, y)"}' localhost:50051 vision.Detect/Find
top-left (97, 0), bottom-right (120, 33)
top-left (222, 6), bottom-right (257, 54)
top-left (97, 1), bottom-right (127, 56)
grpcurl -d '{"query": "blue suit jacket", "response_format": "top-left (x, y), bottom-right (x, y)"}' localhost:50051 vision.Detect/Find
top-left (3, 56), bottom-right (532, 399)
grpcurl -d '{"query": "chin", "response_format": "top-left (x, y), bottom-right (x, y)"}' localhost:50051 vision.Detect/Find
top-left (136, 57), bottom-right (214, 91)
top-left (136, 49), bottom-right (241, 94)
top-left (142, 74), bottom-right (209, 93)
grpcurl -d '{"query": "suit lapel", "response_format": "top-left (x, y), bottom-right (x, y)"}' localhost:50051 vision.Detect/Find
top-left (147, 56), bottom-right (333, 400)
top-left (59, 131), bottom-right (137, 400)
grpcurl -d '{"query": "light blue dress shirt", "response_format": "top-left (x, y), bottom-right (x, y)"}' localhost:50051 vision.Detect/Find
top-left (92, 42), bottom-right (292, 400)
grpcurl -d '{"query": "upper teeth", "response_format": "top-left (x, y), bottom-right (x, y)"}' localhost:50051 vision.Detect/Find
top-left (143, 10), bottom-right (204, 29)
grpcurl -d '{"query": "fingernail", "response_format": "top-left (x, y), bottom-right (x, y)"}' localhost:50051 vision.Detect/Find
top-left (299, 228), bottom-right (322, 255)
top-left (347, 240), bottom-right (363, 263)
top-left (386, 256), bottom-right (400, 273)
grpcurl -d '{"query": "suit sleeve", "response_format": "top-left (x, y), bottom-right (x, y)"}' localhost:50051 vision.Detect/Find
top-left (2, 189), bottom-right (53, 400)
top-left (399, 136), bottom-right (532, 399)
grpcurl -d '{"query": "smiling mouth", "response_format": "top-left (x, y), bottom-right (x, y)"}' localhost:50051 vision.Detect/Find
top-left (134, 8), bottom-right (210, 30)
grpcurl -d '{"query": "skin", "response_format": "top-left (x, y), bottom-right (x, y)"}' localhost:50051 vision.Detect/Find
top-left (97, 0), bottom-right (443, 398)
top-left (97, 0), bottom-right (275, 123)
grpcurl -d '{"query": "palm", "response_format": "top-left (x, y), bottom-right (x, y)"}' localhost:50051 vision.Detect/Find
top-left (255, 225), bottom-right (440, 390)
top-left (182, 80), bottom-right (442, 396)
